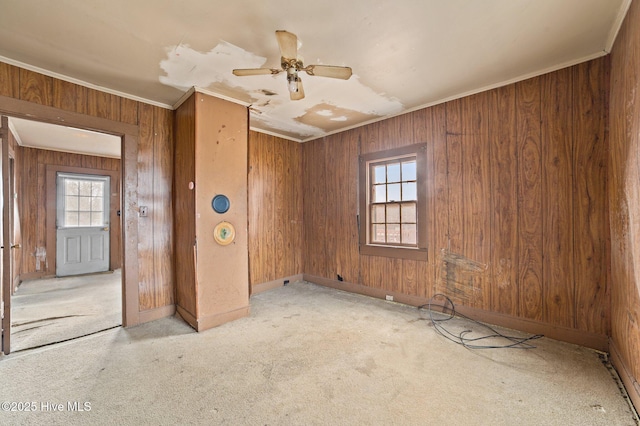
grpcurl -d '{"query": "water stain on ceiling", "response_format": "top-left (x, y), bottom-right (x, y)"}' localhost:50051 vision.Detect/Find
top-left (159, 41), bottom-right (403, 140)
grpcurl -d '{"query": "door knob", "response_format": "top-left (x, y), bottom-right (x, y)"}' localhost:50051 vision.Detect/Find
top-left (103, 227), bottom-right (110, 231)
top-left (11, 243), bottom-right (21, 249)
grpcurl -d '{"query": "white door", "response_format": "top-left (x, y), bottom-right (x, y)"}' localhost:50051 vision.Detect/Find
top-left (56, 173), bottom-right (110, 277)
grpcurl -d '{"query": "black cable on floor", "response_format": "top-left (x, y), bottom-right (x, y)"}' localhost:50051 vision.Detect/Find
top-left (418, 294), bottom-right (543, 349)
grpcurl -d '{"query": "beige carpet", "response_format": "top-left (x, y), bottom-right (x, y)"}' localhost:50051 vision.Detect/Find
top-left (10, 270), bottom-right (121, 352)
top-left (0, 281), bottom-right (637, 425)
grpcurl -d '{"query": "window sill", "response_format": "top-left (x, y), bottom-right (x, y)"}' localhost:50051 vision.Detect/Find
top-left (359, 244), bottom-right (427, 261)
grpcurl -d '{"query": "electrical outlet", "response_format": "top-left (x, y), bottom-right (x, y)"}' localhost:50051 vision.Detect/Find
top-left (140, 206), bottom-right (148, 217)
top-left (385, 295), bottom-right (394, 302)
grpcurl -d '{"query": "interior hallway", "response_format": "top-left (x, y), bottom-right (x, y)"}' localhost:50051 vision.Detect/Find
top-left (10, 270), bottom-right (121, 352)
top-left (0, 281), bottom-right (636, 425)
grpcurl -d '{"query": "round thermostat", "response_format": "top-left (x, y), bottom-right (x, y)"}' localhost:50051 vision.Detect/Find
top-left (213, 221), bottom-right (235, 246)
top-left (211, 194), bottom-right (230, 214)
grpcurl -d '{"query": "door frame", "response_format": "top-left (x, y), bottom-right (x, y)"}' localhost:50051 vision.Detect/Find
top-left (1, 115), bottom-right (10, 354)
top-left (0, 95), bottom-right (140, 330)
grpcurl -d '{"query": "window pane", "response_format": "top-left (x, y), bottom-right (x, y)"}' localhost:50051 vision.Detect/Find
top-left (371, 205), bottom-right (385, 223)
top-left (79, 181), bottom-right (92, 196)
top-left (373, 185), bottom-right (386, 203)
top-left (65, 195), bottom-right (78, 211)
top-left (387, 183), bottom-right (401, 202)
top-left (386, 224), bottom-right (401, 243)
top-left (79, 196), bottom-right (92, 211)
top-left (65, 212), bottom-right (78, 227)
top-left (387, 163), bottom-right (401, 183)
top-left (66, 180), bottom-right (79, 196)
top-left (402, 224), bottom-right (417, 244)
top-left (79, 212), bottom-right (91, 226)
top-left (91, 212), bottom-right (104, 226)
top-left (402, 182), bottom-right (417, 201)
top-left (402, 160), bottom-right (417, 181)
top-left (91, 197), bottom-right (103, 212)
top-left (372, 224), bottom-right (386, 243)
top-left (401, 203), bottom-right (416, 223)
top-left (386, 204), bottom-right (400, 223)
top-left (91, 182), bottom-right (104, 196)
top-left (373, 165), bottom-right (386, 184)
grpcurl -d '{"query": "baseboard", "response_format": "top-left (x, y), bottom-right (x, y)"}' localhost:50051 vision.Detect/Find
top-left (303, 274), bottom-right (609, 352)
top-left (251, 274), bottom-right (304, 294)
top-left (138, 304), bottom-right (176, 324)
top-left (196, 305), bottom-right (250, 332)
top-left (609, 339), bottom-right (640, 413)
top-left (175, 305), bottom-right (198, 330)
top-left (18, 271), bottom-right (52, 281)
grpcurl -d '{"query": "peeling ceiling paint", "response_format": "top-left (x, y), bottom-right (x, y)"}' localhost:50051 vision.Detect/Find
top-left (160, 42), bottom-right (403, 139)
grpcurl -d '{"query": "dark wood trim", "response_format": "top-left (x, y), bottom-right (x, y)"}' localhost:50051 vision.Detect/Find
top-left (609, 339), bottom-right (640, 414)
top-left (138, 304), bottom-right (176, 324)
top-left (0, 95), bottom-right (138, 136)
top-left (303, 274), bottom-right (609, 352)
top-left (251, 274), bottom-right (304, 294)
top-left (0, 95), bottom-right (140, 327)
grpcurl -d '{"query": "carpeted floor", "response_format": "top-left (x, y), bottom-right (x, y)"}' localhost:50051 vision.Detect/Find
top-left (0, 281), bottom-right (637, 425)
top-left (10, 270), bottom-right (122, 352)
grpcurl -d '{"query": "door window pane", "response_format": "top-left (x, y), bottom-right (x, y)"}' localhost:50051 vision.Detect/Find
top-left (61, 176), bottom-right (107, 227)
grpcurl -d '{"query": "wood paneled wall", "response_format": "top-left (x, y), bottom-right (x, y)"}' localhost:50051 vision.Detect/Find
top-left (0, 62), bottom-right (174, 314)
top-left (20, 148), bottom-right (121, 277)
top-left (248, 131), bottom-right (303, 289)
top-left (608, 0), bottom-right (640, 407)
top-left (303, 57), bottom-right (609, 340)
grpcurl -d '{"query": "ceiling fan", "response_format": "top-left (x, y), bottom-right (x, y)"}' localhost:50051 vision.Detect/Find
top-left (232, 30), bottom-right (352, 101)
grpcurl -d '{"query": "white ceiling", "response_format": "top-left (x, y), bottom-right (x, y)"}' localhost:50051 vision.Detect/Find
top-left (8, 117), bottom-right (121, 158)
top-left (0, 0), bottom-right (632, 143)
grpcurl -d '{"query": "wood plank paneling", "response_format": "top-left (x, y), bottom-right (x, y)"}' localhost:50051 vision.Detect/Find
top-left (3, 64), bottom-right (175, 325)
top-left (19, 69), bottom-right (53, 106)
top-left (20, 148), bottom-right (121, 277)
top-left (247, 131), bottom-right (303, 289)
top-left (608, 0), bottom-right (640, 402)
top-left (572, 59), bottom-right (609, 335)
top-left (174, 95), bottom-right (197, 317)
top-left (0, 63), bottom-right (20, 98)
top-left (303, 139), bottom-right (328, 278)
top-left (302, 58), bottom-right (609, 342)
top-left (541, 68), bottom-right (575, 329)
top-left (461, 93), bottom-right (491, 309)
top-left (516, 77), bottom-right (543, 322)
top-left (137, 103), bottom-right (155, 310)
top-left (490, 86), bottom-right (518, 316)
top-left (52, 80), bottom-right (78, 112)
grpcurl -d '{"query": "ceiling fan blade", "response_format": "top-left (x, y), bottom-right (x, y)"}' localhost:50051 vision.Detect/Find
top-left (276, 30), bottom-right (298, 60)
top-left (233, 68), bottom-right (281, 76)
top-left (290, 79), bottom-right (305, 101)
top-left (304, 65), bottom-right (352, 80)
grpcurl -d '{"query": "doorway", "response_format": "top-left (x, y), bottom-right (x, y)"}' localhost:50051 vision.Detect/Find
top-left (2, 116), bottom-right (124, 353)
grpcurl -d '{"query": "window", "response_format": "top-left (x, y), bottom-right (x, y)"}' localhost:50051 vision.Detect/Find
top-left (57, 173), bottom-right (110, 228)
top-left (359, 144), bottom-right (427, 260)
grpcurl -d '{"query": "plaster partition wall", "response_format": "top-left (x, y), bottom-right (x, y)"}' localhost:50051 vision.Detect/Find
top-left (174, 91), bottom-right (249, 331)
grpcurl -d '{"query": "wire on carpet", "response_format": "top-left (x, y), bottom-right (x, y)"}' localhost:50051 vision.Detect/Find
top-left (418, 293), bottom-right (543, 350)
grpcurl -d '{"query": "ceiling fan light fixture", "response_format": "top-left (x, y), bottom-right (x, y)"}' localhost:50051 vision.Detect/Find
top-left (287, 69), bottom-right (299, 93)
